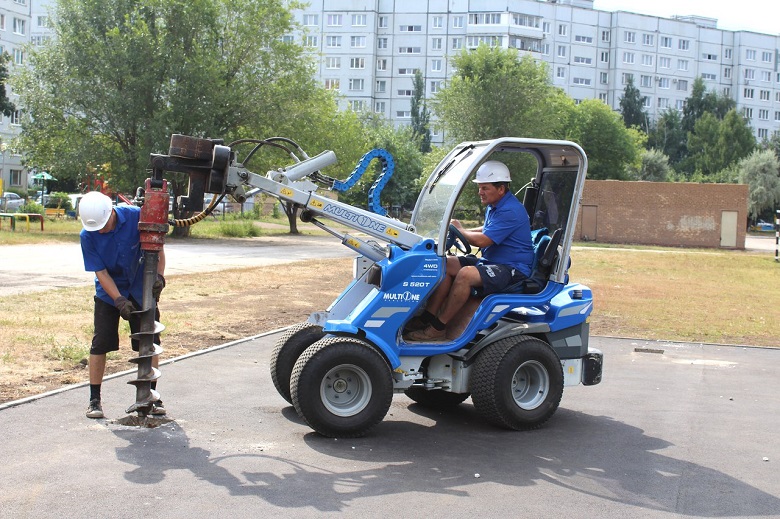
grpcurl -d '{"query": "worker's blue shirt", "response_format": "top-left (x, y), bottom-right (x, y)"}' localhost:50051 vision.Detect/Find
top-left (481, 192), bottom-right (534, 277)
top-left (80, 205), bottom-right (144, 305)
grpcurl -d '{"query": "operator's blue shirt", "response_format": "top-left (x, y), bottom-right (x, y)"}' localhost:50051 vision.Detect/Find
top-left (80, 205), bottom-right (144, 305)
top-left (480, 192), bottom-right (534, 277)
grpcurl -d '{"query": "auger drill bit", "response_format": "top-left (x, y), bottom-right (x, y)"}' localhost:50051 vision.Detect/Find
top-left (126, 178), bottom-right (169, 416)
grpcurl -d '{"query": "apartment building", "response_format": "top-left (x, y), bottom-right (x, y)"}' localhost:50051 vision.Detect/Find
top-left (291, 0), bottom-right (780, 144)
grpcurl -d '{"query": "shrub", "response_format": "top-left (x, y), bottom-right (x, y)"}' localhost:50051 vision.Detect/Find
top-left (218, 221), bottom-right (260, 237)
top-left (19, 201), bottom-right (44, 214)
top-left (45, 192), bottom-right (72, 210)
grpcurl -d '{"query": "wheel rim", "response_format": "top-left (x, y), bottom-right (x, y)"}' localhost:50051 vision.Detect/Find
top-left (320, 364), bottom-right (372, 417)
top-left (511, 360), bottom-right (549, 410)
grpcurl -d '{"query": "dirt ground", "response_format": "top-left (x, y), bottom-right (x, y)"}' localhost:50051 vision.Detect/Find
top-left (0, 258), bottom-right (354, 404)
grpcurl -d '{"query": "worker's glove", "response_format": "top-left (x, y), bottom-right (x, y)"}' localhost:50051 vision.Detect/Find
top-left (152, 274), bottom-right (166, 301)
top-left (114, 296), bottom-right (136, 321)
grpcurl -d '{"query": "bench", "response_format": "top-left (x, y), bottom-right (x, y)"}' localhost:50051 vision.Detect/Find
top-left (45, 208), bottom-right (66, 218)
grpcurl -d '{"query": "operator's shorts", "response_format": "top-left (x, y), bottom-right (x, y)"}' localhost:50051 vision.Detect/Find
top-left (458, 256), bottom-right (527, 296)
top-left (90, 296), bottom-right (161, 355)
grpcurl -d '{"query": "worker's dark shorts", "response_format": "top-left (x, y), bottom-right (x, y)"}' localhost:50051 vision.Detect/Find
top-left (91, 296), bottom-right (161, 355)
top-left (458, 256), bottom-right (527, 296)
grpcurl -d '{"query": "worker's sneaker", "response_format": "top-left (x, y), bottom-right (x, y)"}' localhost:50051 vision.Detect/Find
top-left (151, 400), bottom-right (166, 416)
top-left (405, 326), bottom-right (447, 342)
top-left (86, 398), bottom-right (104, 419)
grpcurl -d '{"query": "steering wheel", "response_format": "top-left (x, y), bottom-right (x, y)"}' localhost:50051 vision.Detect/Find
top-left (445, 224), bottom-right (472, 255)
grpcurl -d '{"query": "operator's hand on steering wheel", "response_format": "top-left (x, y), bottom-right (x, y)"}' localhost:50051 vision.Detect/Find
top-left (446, 221), bottom-right (472, 255)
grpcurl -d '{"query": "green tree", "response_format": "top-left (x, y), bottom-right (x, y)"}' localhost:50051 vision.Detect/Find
top-left (682, 77), bottom-right (735, 134)
top-left (432, 45), bottom-right (571, 144)
top-left (648, 108), bottom-right (687, 169)
top-left (737, 149), bottom-right (780, 221)
top-left (688, 110), bottom-right (755, 179)
top-left (635, 149), bottom-right (672, 182)
top-left (566, 99), bottom-right (639, 180)
top-left (618, 75), bottom-right (647, 130)
top-left (411, 71), bottom-right (431, 153)
top-left (0, 53), bottom-right (15, 117)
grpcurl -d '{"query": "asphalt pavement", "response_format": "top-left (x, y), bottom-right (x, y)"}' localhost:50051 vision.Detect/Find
top-left (1, 334), bottom-right (778, 518)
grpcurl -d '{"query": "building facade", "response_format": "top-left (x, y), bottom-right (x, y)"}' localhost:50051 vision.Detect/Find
top-left (291, 0), bottom-right (780, 144)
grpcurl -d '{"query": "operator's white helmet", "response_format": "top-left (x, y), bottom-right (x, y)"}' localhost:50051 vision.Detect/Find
top-left (79, 191), bottom-right (113, 231)
top-left (473, 160), bottom-right (511, 183)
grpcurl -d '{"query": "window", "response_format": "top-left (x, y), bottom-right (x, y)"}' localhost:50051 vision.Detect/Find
top-left (759, 109), bottom-right (769, 120)
top-left (349, 100), bottom-right (365, 111)
top-left (399, 47), bottom-right (421, 54)
top-left (282, 35), bottom-right (294, 44)
top-left (621, 73), bottom-right (633, 84)
top-left (574, 56), bottom-right (592, 65)
top-left (659, 57), bottom-right (671, 69)
top-left (676, 99), bottom-right (685, 110)
top-left (659, 77), bottom-right (670, 89)
top-left (599, 92), bottom-right (608, 102)
top-left (557, 67), bottom-right (565, 79)
top-left (744, 88), bottom-right (754, 99)
top-left (350, 58), bottom-right (365, 69)
top-left (399, 25), bottom-right (421, 32)
top-left (398, 68), bottom-right (419, 75)
top-left (326, 36), bottom-right (341, 48)
top-left (327, 14), bottom-right (342, 26)
top-left (557, 46), bottom-right (567, 58)
top-left (377, 37), bottom-right (388, 49)
top-left (746, 49), bottom-right (756, 60)
top-left (623, 52), bottom-right (634, 64)
top-left (470, 13), bottom-right (502, 25)
top-left (642, 34), bottom-right (654, 46)
top-left (12, 18), bottom-right (25, 35)
top-left (575, 35), bottom-right (593, 44)
top-left (514, 14), bottom-right (541, 28)
top-left (352, 14), bottom-right (366, 26)
top-left (430, 80), bottom-right (443, 93)
top-left (432, 37), bottom-right (442, 50)
top-left (744, 107), bottom-right (753, 118)
top-left (13, 48), bottom-right (24, 65)
top-left (0, 14), bottom-right (4, 30)
top-left (324, 79), bottom-right (340, 90)
top-left (677, 80), bottom-right (688, 91)
top-left (375, 102), bottom-right (386, 113)
top-left (678, 39), bottom-right (689, 51)
top-left (642, 54), bottom-right (653, 67)
top-left (601, 30), bottom-right (610, 42)
top-left (397, 89), bottom-right (413, 97)
top-left (640, 75), bottom-right (652, 87)
top-left (643, 97), bottom-right (651, 108)
top-left (600, 51), bottom-right (609, 63)
top-left (624, 31), bottom-right (635, 43)
top-left (378, 16), bottom-right (388, 29)
top-left (677, 59), bottom-right (688, 71)
top-left (467, 35), bottom-right (502, 48)
top-left (304, 36), bottom-right (318, 47)
top-left (660, 36), bottom-right (672, 49)
top-left (701, 73), bottom-right (716, 81)
top-left (658, 98), bottom-right (669, 108)
top-left (375, 80), bottom-right (386, 92)
top-left (325, 57), bottom-right (341, 69)
top-left (724, 67), bottom-right (731, 79)
top-left (303, 14), bottom-right (318, 26)
top-left (745, 68), bottom-right (755, 80)
top-left (452, 37), bottom-right (462, 50)
top-left (396, 111), bottom-right (411, 118)
top-left (348, 79), bottom-right (364, 91)
top-left (761, 90), bottom-right (771, 101)
top-left (775, 111), bottom-right (780, 121)
top-left (558, 24), bottom-right (568, 36)
top-left (10, 169), bottom-right (21, 186)
top-left (37, 16), bottom-right (48, 27)
top-left (351, 36), bottom-right (366, 48)
top-left (376, 59), bottom-right (387, 71)
top-left (543, 22), bottom-right (551, 34)
top-left (703, 53), bottom-right (717, 61)
top-left (573, 77), bottom-right (591, 86)
top-left (724, 48), bottom-right (732, 59)
top-left (599, 72), bottom-right (609, 84)
top-left (433, 16), bottom-right (443, 29)
top-left (762, 70), bottom-right (772, 82)
top-left (453, 16), bottom-right (463, 28)
top-left (541, 43), bottom-right (550, 55)
top-left (758, 128), bottom-right (769, 139)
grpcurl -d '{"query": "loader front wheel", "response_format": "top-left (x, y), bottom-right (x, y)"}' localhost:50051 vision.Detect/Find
top-left (470, 336), bottom-right (563, 431)
top-left (290, 337), bottom-right (393, 438)
top-left (270, 322), bottom-right (325, 404)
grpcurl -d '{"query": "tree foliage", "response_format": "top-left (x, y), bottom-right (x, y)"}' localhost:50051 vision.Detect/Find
top-left (618, 75), bottom-right (647, 130)
top-left (635, 149), bottom-right (672, 182)
top-left (737, 149), bottom-right (780, 220)
top-left (688, 110), bottom-right (755, 178)
top-left (682, 78), bottom-right (735, 134)
top-left (647, 108), bottom-right (687, 168)
top-left (410, 71), bottom-right (431, 153)
top-left (0, 53), bottom-right (15, 118)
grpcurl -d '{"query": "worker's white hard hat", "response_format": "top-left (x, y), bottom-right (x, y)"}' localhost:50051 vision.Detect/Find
top-left (79, 191), bottom-right (113, 231)
top-left (473, 160), bottom-right (511, 183)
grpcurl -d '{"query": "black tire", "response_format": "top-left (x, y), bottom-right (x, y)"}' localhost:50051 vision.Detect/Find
top-left (470, 336), bottom-right (563, 431)
top-left (404, 386), bottom-right (470, 408)
top-left (270, 322), bottom-right (325, 404)
top-left (290, 336), bottom-right (393, 438)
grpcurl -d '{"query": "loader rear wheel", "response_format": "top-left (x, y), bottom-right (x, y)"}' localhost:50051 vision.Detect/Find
top-left (290, 337), bottom-right (393, 438)
top-left (404, 386), bottom-right (470, 408)
top-left (270, 322), bottom-right (325, 404)
top-left (470, 336), bottom-right (563, 431)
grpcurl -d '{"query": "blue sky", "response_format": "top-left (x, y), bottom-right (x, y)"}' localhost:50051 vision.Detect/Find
top-left (592, 0), bottom-right (779, 35)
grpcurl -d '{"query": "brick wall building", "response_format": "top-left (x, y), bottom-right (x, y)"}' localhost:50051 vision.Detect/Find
top-left (576, 180), bottom-right (748, 249)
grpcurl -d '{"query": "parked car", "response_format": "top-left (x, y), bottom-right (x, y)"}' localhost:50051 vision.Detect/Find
top-left (754, 220), bottom-right (775, 232)
top-left (1, 192), bottom-right (25, 212)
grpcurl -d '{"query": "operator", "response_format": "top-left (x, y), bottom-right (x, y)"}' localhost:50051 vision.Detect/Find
top-left (405, 160), bottom-right (534, 342)
top-left (78, 191), bottom-right (166, 418)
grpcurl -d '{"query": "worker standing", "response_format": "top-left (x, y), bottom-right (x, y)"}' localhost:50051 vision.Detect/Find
top-left (78, 191), bottom-right (166, 418)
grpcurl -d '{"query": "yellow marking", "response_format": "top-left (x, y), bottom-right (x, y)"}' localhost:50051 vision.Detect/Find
top-left (280, 187), bottom-right (294, 197)
top-left (386, 228), bottom-right (399, 238)
top-left (310, 199), bottom-right (324, 209)
top-left (346, 238), bottom-right (361, 248)
top-left (568, 366), bottom-right (575, 374)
